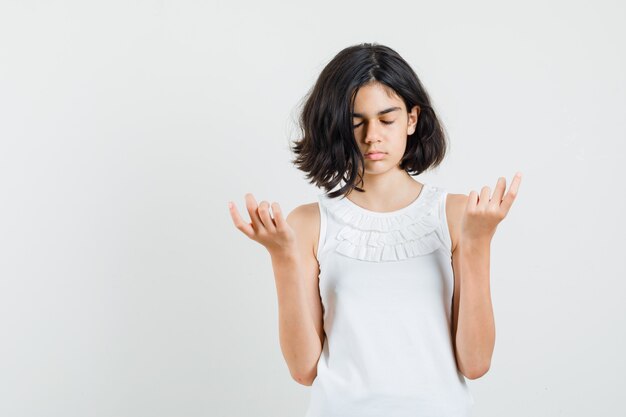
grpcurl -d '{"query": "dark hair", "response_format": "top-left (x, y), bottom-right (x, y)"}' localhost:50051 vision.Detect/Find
top-left (289, 42), bottom-right (448, 199)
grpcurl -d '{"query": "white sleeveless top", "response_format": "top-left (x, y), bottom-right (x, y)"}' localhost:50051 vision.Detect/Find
top-left (304, 183), bottom-right (475, 417)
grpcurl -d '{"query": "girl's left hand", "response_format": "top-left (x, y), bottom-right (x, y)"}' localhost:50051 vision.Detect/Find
top-left (460, 172), bottom-right (523, 243)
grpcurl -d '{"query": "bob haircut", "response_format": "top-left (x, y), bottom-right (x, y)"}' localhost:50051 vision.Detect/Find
top-left (289, 42), bottom-right (448, 199)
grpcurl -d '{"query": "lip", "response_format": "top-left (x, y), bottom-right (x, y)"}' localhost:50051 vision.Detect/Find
top-left (365, 152), bottom-right (386, 160)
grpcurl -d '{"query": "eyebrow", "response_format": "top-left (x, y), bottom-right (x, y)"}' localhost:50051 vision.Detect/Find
top-left (351, 106), bottom-right (402, 118)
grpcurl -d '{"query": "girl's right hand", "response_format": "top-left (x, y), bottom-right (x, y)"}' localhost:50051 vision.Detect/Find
top-left (228, 193), bottom-right (297, 256)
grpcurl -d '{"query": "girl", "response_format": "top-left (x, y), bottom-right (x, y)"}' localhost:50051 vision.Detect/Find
top-left (228, 42), bottom-right (521, 417)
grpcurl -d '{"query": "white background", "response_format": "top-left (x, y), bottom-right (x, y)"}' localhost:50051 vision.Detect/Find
top-left (1, 1), bottom-right (624, 416)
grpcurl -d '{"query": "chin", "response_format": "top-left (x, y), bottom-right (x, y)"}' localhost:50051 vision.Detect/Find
top-left (363, 165), bottom-right (390, 174)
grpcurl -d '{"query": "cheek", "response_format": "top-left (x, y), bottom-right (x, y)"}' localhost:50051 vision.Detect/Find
top-left (391, 137), bottom-right (409, 154)
top-left (389, 123), bottom-right (406, 136)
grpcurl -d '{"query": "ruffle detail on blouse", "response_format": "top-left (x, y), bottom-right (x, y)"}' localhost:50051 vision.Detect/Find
top-left (323, 185), bottom-right (444, 262)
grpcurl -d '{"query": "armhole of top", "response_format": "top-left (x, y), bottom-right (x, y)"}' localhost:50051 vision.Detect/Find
top-left (439, 191), bottom-right (453, 256)
top-left (316, 195), bottom-right (328, 262)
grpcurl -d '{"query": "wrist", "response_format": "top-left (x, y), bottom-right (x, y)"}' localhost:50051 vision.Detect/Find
top-left (270, 248), bottom-right (300, 262)
top-left (459, 236), bottom-right (492, 250)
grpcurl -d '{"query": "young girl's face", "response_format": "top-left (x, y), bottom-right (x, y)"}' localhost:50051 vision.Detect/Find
top-left (351, 82), bottom-right (419, 175)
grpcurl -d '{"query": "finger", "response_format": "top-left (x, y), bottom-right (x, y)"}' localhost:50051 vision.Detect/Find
top-left (257, 200), bottom-right (277, 233)
top-left (271, 202), bottom-right (286, 232)
top-left (501, 172), bottom-right (522, 213)
top-left (478, 186), bottom-right (491, 209)
top-left (228, 200), bottom-right (255, 238)
top-left (467, 189), bottom-right (479, 211)
top-left (490, 177), bottom-right (507, 208)
top-left (245, 193), bottom-right (265, 232)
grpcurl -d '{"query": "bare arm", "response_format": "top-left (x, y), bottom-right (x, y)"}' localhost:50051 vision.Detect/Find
top-left (271, 250), bottom-right (323, 384)
top-left (449, 174), bottom-right (522, 379)
top-left (229, 195), bottom-right (324, 386)
top-left (276, 204), bottom-right (324, 385)
top-left (449, 193), bottom-right (494, 379)
top-left (452, 234), bottom-right (495, 379)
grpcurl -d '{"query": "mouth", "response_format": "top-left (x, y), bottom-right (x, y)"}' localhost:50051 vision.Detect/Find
top-left (365, 152), bottom-right (386, 160)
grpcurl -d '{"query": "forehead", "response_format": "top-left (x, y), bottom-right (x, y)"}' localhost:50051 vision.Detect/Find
top-left (351, 82), bottom-right (404, 114)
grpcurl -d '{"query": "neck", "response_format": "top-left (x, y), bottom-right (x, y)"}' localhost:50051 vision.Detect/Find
top-left (346, 169), bottom-right (423, 212)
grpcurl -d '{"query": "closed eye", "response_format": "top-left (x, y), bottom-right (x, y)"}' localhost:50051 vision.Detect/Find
top-left (353, 120), bottom-right (395, 128)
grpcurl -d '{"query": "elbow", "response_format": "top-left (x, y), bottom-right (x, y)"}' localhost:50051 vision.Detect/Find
top-left (287, 344), bottom-right (323, 386)
top-left (463, 362), bottom-right (491, 380)
top-left (292, 371), bottom-right (316, 386)
top-left (289, 350), bottom-right (322, 386)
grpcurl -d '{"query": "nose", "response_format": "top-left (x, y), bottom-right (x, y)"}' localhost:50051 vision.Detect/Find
top-left (363, 121), bottom-right (383, 144)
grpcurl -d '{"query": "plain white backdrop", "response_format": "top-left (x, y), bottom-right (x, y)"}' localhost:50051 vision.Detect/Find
top-left (1, 1), bottom-right (624, 416)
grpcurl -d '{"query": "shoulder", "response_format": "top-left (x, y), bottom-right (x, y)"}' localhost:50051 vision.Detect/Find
top-left (286, 202), bottom-right (321, 257)
top-left (286, 202), bottom-right (320, 224)
top-left (444, 192), bottom-right (469, 253)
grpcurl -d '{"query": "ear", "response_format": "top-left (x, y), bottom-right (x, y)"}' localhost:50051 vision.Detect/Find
top-left (407, 105), bottom-right (420, 135)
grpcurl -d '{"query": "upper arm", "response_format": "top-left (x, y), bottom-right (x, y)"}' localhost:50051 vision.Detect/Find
top-left (285, 204), bottom-right (325, 351)
top-left (446, 193), bottom-right (469, 346)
